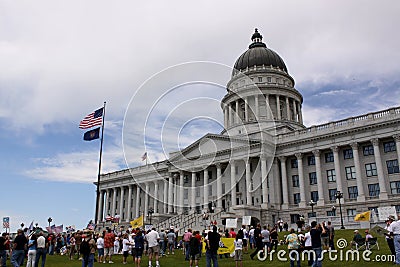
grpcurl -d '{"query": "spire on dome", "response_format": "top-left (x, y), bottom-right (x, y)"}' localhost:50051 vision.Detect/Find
top-left (249, 28), bottom-right (266, 49)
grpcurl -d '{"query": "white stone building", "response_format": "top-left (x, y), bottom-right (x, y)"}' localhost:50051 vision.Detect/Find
top-left (96, 29), bottom-right (400, 230)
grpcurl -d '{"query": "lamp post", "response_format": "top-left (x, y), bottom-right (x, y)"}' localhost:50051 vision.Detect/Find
top-left (309, 200), bottom-right (316, 217)
top-left (20, 223), bottom-right (24, 230)
top-left (335, 191), bottom-right (345, 229)
top-left (47, 217), bottom-right (52, 227)
top-left (148, 207), bottom-right (154, 225)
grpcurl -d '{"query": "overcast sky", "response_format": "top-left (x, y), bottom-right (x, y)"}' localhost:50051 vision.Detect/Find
top-left (1, 0), bottom-right (399, 232)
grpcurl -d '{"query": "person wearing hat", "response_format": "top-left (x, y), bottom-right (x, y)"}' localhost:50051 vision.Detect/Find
top-left (384, 216), bottom-right (396, 256)
top-left (10, 229), bottom-right (28, 267)
top-left (350, 230), bottom-right (364, 250)
top-left (389, 215), bottom-right (400, 264)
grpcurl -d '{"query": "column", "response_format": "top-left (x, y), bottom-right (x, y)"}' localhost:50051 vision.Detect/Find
top-left (229, 104), bottom-right (235, 126)
top-left (235, 100), bottom-right (240, 123)
top-left (163, 179), bottom-right (168, 213)
top-left (179, 172), bottom-right (184, 214)
top-left (245, 160), bottom-right (252, 205)
top-left (265, 94), bottom-right (271, 120)
top-left (332, 146), bottom-right (343, 193)
top-left (244, 97), bottom-right (248, 122)
top-left (203, 169), bottom-right (208, 208)
top-left (295, 153), bottom-right (306, 207)
top-left (230, 160), bottom-right (237, 208)
top-left (313, 150), bottom-right (325, 205)
top-left (111, 188), bottom-right (117, 216)
top-left (293, 99), bottom-right (298, 122)
top-left (254, 95), bottom-right (259, 120)
top-left (97, 190), bottom-right (105, 222)
top-left (279, 157), bottom-right (289, 209)
top-left (350, 143), bottom-right (365, 201)
top-left (394, 135), bottom-right (400, 163)
top-left (168, 175), bottom-right (174, 213)
top-left (261, 156), bottom-right (269, 205)
top-left (135, 185), bottom-right (140, 217)
top-left (216, 164), bottom-right (222, 209)
top-left (276, 95), bottom-right (281, 120)
top-left (191, 172), bottom-right (196, 210)
top-left (223, 106), bottom-right (228, 129)
top-left (153, 181), bottom-right (159, 213)
top-left (173, 176), bottom-right (178, 213)
top-left (104, 189), bottom-right (110, 217)
top-left (298, 103), bottom-right (303, 124)
top-left (119, 186), bottom-right (124, 219)
top-left (126, 185), bottom-right (132, 222)
top-left (371, 138), bottom-right (388, 199)
top-left (285, 97), bottom-right (290, 120)
top-left (144, 183), bottom-right (149, 218)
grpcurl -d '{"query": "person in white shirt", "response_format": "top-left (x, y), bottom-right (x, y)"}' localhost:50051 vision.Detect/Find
top-left (390, 216), bottom-right (400, 265)
top-left (303, 226), bottom-right (313, 266)
top-left (146, 228), bottom-right (160, 267)
top-left (96, 234), bottom-right (105, 263)
top-left (234, 236), bottom-right (243, 267)
top-left (384, 216), bottom-right (395, 256)
top-left (122, 233), bottom-right (132, 265)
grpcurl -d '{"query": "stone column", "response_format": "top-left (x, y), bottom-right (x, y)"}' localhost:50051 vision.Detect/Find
top-left (371, 138), bottom-right (388, 199)
top-left (203, 169), bottom-right (208, 208)
top-left (229, 104), bottom-right (234, 126)
top-left (179, 171), bottom-right (184, 214)
top-left (295, 153), bottom-right (306, 207)
top-left (245, 160), bottom-right (252, 205)
top-left (191, 172), bottom-right (196, 210)
top-left (298, 103), bottom-right (303, 125)
top-left (135, 185), bottom-right (140, 217)
top-left (216, 164), bottom-right (223, 209)
top-left (104, 189), bottom-right (110, 217)
top-left (126, 185), bottom-right (132, 222)
top-left (98, 190), bottom-right (105, 222)
top-left (153, 181), bottom-right (159, 213)
top-left (394, 135), bottom-right (400, 163)
top-left (236, 100), bottom-right (240, 124)
top-left (265, 94), bottom-right (271, 120)
top-left (223, 106), bottom-right (228, 129)
top-left (119, 186), bottom-right (125, 220)
top-left (332, 146), bottom-right (343, 193)
top-left (168, 175), bottom-right (174, 213)
top-left (293, 99), bottom-right (298, 122)
top-left (111, 188), bottom-right (117, 216)
top-left (350, 143), bottom-right (365, 201)
top-left (254, 95), bottom-right (259, 120)
top-left (286, 97), bottom-right (290, 120)
top-left (231, 160), bottom-right (237, 208)
top-left (144, 183), bottom-right (149, 219)
top-left (244, 97), bottom-right (248, 122)
top-left (261, 156), bottom-right (268, 205)
top-left (313, 150), bottom-right (325, 205)
top-left (163, 179), bottom-right (168, 214)
top-left (276, 95), bottom-right (281, 120)
top-left (279, 157), bottom-right (289, 209)
top-left (173, 176), bottom-right (178, 213)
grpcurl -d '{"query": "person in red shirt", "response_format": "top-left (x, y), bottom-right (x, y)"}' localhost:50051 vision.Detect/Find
top-left (104, 229), bottom-right (115, 263)
top-left (229, 228), bottom-right (237, 238)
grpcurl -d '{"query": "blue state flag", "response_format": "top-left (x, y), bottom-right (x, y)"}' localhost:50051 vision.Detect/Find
top-left (83, 127), bottom-right (100, 141)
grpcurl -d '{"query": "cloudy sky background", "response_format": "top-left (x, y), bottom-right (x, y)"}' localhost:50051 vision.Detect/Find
top-left (1, 0), bottom-right (400, 231)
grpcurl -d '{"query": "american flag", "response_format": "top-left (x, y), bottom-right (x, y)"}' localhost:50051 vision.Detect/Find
top-left (2, 217), bottom-right (9, 228)
top-left (141, 152), bottom-right (147, 161)
top-left (79, 107), bottom-right (103, 129)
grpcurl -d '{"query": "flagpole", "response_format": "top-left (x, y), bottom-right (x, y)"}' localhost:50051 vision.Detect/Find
top-left (95, 101), bottom-right (106, 225)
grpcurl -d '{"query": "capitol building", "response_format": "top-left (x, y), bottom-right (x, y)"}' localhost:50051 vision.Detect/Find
top-left (96, 29), bottom-right (400, 229)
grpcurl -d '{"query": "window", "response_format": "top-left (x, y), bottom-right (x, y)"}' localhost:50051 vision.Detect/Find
top-left (258, 77), bottom-right (262, 82)
top-left (292, 175), bottom-right (299, 187)
top-left (184, 175), bottom-right (188, 183)
top-left (267, 77), bottom-right (272, 83)
top-left (343, 149), bottom-right (353, 159)
top-left (390, 181), bottom-right (400, 195)
top-left (250, 163), bottom-right (253, 173)
top-left (208, 170), bottom-right (213, 179)
top-left (347, 209), bottom-right (357, 216)
top-left (309, 172), bottom-right (317, 185)
top-left (387, 159), bottom-right (400, 174)
top-left (196, 173), bottom-right (200, 181)
top-left (308, 155), bottom-right (315, 166)
top-left (348, 186), bottom-right (358, 199)
top-left (291, 159), bottom-right (298, 168)
top-left (368, 184), bottom-right (380, 197)
top-left (311, 191), bottom-right (319, 202)
top-left (196, 188), bottom-right (200, 197)
top-left (327, 169), bottom-right (336, 182)
top-left (383, 141), bottom-right (396, 152)
top-left (365, 163), bottom-right (377, 177)
top-left (327, 210), bottom-right (336, 216)
top-left (329, 189), bottom-right (337, 201)
top-left (396, 205), bottom-right (400, 214)
top-left (325, 152), bottom-right (334, 163)
top-left (345, 166), bottom-right (356, 180)
top-left (294, 193), bottom-right (301, 204)
top-left (184, 189), bottom-right (188, 199)
top-left (290, 214), bottom-right (300, 224)
top-left (222, 183), bottom-right (225, 194)
top-left (363, 145), bottom-right (374, 156)
top-left (276, 78), bottom-right (280, 84)
top-left (368, 207), bottom-right (379, 217)
top-left (209, 185), bottom-right (212, 195)
top-left (236, 184), bottom-right (239, 192)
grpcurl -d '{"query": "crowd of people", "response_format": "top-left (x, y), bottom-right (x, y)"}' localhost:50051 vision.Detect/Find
top-left (1, 215), bottom-right (400, 267)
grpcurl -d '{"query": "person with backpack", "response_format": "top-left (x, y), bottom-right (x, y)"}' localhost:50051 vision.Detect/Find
top-left (80, 234), bottom-right (96, 267)
top-left (286, 229), bottom-right (301, 267)
top-left (188, 231), bottom-right (200, 267)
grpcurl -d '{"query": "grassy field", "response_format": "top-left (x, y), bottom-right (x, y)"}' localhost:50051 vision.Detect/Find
top-left (36, 229), bottom-right (396, 266)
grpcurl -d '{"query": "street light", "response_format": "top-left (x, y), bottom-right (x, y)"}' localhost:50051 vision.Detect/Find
top-left (335, 191), bottom-right (345, 229)
top-left (47, 217), bottom-right (52, 227)
top-left (309, 200), bottom-right (316, 217)
top-left (20, 223), bottom-right (24, 230)
top-left (148, 207), bottom-right (154, 225)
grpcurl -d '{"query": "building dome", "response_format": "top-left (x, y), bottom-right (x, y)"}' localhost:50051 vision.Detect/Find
top-left (233, 29), bottom-right (287, 74)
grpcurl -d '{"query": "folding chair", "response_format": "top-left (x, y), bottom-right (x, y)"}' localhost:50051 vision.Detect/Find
top-left (366, 237), bottom-right (379, 250)
top-left (354, 239), bottom-right (366, 250)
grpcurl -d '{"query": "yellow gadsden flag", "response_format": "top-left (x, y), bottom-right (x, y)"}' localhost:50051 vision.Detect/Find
top-left (130, 215), bottom-right (144, 228)
top-left (354, 210), bottom-right (371, 222)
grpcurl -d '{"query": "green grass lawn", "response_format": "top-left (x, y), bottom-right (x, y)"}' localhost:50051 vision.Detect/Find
top-left (39, 229), bottom-right (396, 266)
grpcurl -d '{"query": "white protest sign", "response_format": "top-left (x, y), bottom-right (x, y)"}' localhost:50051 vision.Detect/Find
top-left (242, 216), bottom-right (251, 226)
top-left (378, 206), bottom-right (397, 221)
top-left (225, 218), bottom-right (237, 228)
